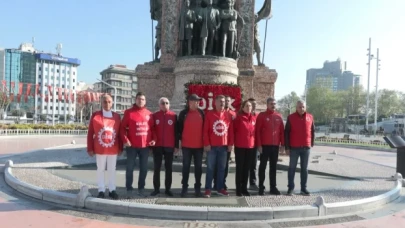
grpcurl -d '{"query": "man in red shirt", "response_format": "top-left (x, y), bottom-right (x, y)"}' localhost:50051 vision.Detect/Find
top-left (151, 97), bottom-right (178, 197)
top-left (248, 97), bottom-right (259, 190)
top-left (213, 95), bottom-right (236, 190)
top-left (178, 94), bottom-right (205, 197)
top-left (256, 97), bottom-right (285, 196)
top-left (203, 95), bottom-right (234, 198)
top-left (285, 100), bottom-right (315, 196)
top-left (87, 94), bottom-right (122, 200)
top-left (120, 92), bottom-right (156, 197)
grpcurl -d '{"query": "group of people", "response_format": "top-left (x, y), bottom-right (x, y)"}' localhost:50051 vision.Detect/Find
top-left (87, 92), bottom-right (315, 199)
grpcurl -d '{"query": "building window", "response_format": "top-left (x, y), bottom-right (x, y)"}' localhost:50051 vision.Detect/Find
top-left (61, 107), bottom-right (64, 110)
top-left (73, 79), bottom-right (75, 82)
top-left (56, 107), bottom-right (58, 110)
top-left (62, 85), bottom-right (65, 88)
top-left (57, 69), bottom-right (59, 73)
top-left (44, 106), bottom-right (47, 109)
top-left (67, 70), bottom-right (70, 74)
top-left (73, 86), bottom-right (75, 89)
top-left (39, 67), bottom-right (42, 71)
top-left (73, 72), bottom-right (75, 75)
top-left (50, 106), bottom-right (53, 109)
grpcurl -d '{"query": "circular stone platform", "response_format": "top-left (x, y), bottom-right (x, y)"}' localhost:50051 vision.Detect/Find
top-left (2, 143), bottom-right (403, 221)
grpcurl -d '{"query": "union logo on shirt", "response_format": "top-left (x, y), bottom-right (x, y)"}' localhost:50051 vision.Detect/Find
top-left (306, 116), bottom-right (311, 122)
top-left (213, 120), bottom-right (228, 136)
top-left (97, 127), bottom-right (116, 148)
top-left (168, 120), bottom-right (173, 125)
top-left (156, 119), bottom-right (160, 125)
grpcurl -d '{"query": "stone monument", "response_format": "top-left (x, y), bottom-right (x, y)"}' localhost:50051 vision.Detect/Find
top-left (138, 0), bottom-right (277, 111)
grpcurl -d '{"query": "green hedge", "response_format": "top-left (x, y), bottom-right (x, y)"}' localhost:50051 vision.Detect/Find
top-left (0, 124), bottom-right (88, 130)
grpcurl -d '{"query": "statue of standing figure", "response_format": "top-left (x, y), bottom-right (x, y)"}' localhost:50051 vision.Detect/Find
top-left (199, 0), bottom-right (221, 56)
top-left (150, 0), bottom-right (162, 61)
top-left (253, 15), bottom-right (263, 65)
top-left (220, 0), bottom-right (238, 58)
top-left (179, 0), bottom-right (198, 56)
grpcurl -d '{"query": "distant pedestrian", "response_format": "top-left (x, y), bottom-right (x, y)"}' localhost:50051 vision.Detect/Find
top-left (256, 97), bottom-right (285, 195)
top-left (204, 95), bottom-right (234, 198)
top-left (120, 92), bottom-right (156, 197)
top-left (150, 97), bottom-right (178, 197)
top-left (233, 100), bottom-right (257, 196)
top-left (178, 94), bottom-right (205, 197)
top-left (87, 94), bottom-right (122, 200)
top-left (285, 100), bottom-right (315, 196)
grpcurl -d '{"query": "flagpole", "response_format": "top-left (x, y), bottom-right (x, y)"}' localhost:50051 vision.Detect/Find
top-left (262, 19), bottom-right (268, 65)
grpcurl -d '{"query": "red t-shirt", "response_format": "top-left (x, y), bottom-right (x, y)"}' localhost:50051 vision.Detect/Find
top-left (182, 109), bottom-right (204, 148)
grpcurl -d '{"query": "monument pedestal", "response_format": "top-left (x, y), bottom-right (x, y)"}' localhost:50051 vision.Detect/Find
top-left (171, 56), bottom-right (239, 111)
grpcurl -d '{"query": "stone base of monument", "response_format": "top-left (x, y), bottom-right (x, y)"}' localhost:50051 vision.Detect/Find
top-left (135, 56), bottom-right (278, 113)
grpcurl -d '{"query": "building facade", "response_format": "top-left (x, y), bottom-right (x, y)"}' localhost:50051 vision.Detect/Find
top-left (2, 43), bottom-right (81, 120)
top-left (306, 59), bottom-right (361, 92)
top-left (99, 65), bottom-right (137, 112)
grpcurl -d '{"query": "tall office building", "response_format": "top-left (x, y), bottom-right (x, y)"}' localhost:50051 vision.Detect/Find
top-left (0, 48), bottom-right (5, 81)
top-left (100, 65), bottom-right (137, 112)
top-left (306, 59), bottom-right (361, 92)
top-left (3, 43), bottom-right (81, 119)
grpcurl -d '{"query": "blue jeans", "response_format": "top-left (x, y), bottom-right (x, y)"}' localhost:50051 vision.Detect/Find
top-left (205, 146), bottom-right (227, 191)
top-left (125, 147), bottom-right (149, 190)
top-left (287, 147), bottom-right (310, 190)
top-left (181, 147), bottom-right (203, 192)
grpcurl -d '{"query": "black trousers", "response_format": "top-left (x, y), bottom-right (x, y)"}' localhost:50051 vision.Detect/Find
top-left (235, 147), bottom-right (255, 193)
top-left (258, 145), bottom-right (279, 190)
top-left (152, 147), bottom-right (174, 191)
top-left (213, 151), bottom-right (231, 189)
top-left (249, 148), bottom-right (258, 185)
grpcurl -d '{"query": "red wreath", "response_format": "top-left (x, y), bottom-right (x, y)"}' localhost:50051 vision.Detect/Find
top-left (188, 84), bottom-right (242, 111)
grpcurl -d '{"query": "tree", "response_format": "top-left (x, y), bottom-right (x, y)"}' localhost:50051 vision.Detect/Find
top-left (369, 89), bottom-right (404, 119)
top-left (340, 85), bottom-right (367, 116)
top-left (0, 93), bottom-right (10, 111)
top-left (277, 91), bottom-right (302, 118)
top-left (306, 86), bottom-right (341, 124)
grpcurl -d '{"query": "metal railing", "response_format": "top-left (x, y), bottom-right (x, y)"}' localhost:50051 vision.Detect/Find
top-left (315, 138), bottom-right (389, 147)
top-left (0, 129), bottom-right (88, 136)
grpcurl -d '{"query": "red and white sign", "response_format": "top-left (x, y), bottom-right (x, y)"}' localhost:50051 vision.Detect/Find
top-left (188, 84), bottom-right (242, 111)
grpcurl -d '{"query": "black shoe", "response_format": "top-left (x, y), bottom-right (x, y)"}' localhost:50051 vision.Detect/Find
top-left (165, 190), bottom-right (174, 197)
top-left (269, 187), bottom-right (281, 195)
top-left (195, 190), bottom-right (202, 197)
top-left (224, 184), bottom-right (228, 190)
top-left (109, 190), bottom-right (119, 200)
top-left (249, 184), bottom-right (259, 191)
top-left (236, 192), bottom-right (243, 197)
top-left (301, 189), bottom-right (311, 196)
top-left (97, 192), bottom-right (105, 198)
top-left (150, 190), bottom-right (160, 197)
top-left (241, 191), bottom-right (251, 196)
top-left (213, 185), bottom-right (217, 191)
top-left (180, 189), bottom-right (188, 198)
top-left (286, 189), bottom-right (294, 196)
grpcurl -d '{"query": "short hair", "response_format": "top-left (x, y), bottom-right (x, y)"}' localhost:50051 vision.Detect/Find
top-left (248, 98), bottom-right (256, 102)
top-left (297, 100), bottom-right (306, 106)
top-left (225, 95), bottom-right (231, 99)
top-left (216, 95), bottom-right (225, 100)
top-left (266, 97), bottom-right (276, 103)
top-left (135, 92), bottom-right (145, 99)
top-left (158, 97), bottom-right (169, 104)
top-left (101, 94), bottom-right (112, 102)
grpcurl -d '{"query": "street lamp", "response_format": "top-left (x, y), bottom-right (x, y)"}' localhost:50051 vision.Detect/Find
top-left (97, 78), bottom-right (117, 112)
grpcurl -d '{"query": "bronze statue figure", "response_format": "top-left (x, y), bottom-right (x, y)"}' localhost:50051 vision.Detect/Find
top-left (199, 0), bottom-right (221, 56)
top-left (253, 15), bottom-right (263, 65)
top-left (220, 0), bottom-right (238, 58)
top-left (179, 0), bottom-right (198, 56)
top-left (192, 0), bottom-right (203, 55)
top-left (150, 0), bottom-right (162, 61)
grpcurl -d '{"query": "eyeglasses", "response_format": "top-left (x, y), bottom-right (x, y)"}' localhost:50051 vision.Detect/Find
top-left (269, 103), bottom-right (276, 105)
top-left (103, 101), bottom-right (112, 104)
top-left (161, 102), bottom-right (169, 105)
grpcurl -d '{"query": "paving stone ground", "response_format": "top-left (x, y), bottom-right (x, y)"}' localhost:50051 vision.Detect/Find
top-left (7, 144), bottom-right (397, 207)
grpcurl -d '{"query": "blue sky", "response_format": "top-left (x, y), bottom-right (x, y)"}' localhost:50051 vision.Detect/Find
top-left (1, 0), bottom-right (404, 99)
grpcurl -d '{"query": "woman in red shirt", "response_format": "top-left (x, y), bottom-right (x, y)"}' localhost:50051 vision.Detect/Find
top-left (87, 94), bottom-right (122, 199)
top-left (233, 100), bottom-right (257, 196)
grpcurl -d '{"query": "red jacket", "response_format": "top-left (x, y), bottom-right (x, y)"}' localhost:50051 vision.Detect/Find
top-left (256, 109), bottom-right (285, 147)
top-left (226, 108), bottom-right (236, 119)
top-left (152, 110), bottom-right (179, 148)
top-left (203, 110), bottom-right (234, 147)
top-left (120, 105), bottom-right (155, 148)
top-left (284, 112), bottom-right (315, 149)
top-left (233, 112), bottom-right (256, 148)
top-left (87, 111), bottom-right (122, 155)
